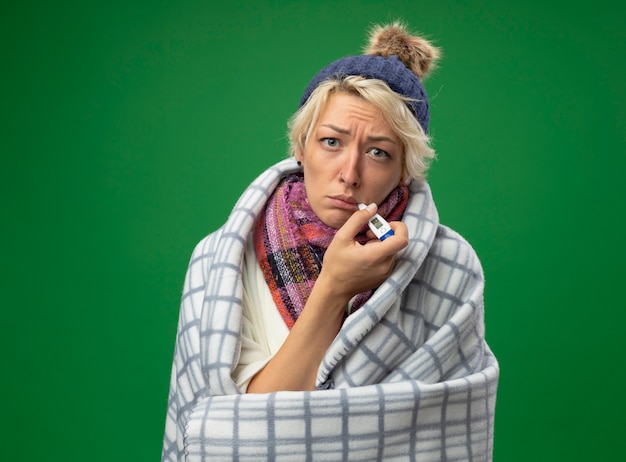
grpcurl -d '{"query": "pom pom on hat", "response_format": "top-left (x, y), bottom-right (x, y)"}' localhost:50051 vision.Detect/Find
top-left (364, 21), bottom-right (440, 80)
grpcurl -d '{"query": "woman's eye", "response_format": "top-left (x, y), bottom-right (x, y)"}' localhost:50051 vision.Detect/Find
top-left (369, 148), bottom-right (389, 158)
top-left (322, 138), bottom-right (340, 148)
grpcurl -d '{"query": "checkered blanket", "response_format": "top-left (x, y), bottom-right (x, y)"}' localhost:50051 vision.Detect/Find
top-left (162, 159), bottom-right (499, 461)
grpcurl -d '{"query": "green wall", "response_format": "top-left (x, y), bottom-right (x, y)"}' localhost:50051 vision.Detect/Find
top-left (2, 0), bottom-right (624, 460)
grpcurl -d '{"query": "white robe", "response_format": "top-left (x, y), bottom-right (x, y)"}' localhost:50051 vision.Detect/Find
top-left (232, 234), bottom-right (288, 391)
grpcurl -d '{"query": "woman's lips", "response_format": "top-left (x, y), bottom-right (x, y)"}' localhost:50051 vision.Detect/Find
top-left (328, 196), bottom-right (359, 210)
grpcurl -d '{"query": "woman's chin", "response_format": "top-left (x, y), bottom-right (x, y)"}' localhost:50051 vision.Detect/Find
top-left (318, 210), bottom-right (352, 229)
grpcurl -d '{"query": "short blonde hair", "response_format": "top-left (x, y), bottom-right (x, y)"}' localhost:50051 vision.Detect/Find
top-left (288, 76), bottom-right (435, 184)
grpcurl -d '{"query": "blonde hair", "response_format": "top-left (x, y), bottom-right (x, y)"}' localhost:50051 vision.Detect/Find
top-left (287, 76), bottom-right (435, 184)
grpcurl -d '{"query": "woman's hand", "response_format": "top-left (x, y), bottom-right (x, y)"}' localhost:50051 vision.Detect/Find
top-left (246, 204), bottom-right (407, 393)
top-left (317, 203), bottom-right (409, 301)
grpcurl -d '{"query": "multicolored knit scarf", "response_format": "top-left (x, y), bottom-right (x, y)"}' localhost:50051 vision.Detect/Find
top-left (254, 173), bottom-right (409, 329)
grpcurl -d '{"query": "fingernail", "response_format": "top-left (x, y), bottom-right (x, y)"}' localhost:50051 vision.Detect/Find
top-left (358, 203), bottom-right (377, 212)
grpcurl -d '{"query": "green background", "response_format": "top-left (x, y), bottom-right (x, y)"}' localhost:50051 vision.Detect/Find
top-left (2, 0), bottom-right (624, 460)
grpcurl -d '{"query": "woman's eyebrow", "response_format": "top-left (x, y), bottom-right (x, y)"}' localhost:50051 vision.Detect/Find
top-left (320, 124), bottom-right (397, 144)
top-left (321, 124), bottom-right (350, 135)
top-left (368, 135), bottom-right (397, 144)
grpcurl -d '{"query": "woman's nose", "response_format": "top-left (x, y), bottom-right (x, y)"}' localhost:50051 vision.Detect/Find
top-left (340, 149), bottom-right (361, 187)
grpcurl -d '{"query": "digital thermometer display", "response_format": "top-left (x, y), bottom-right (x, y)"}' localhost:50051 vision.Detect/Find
top-left (358, 203), bottom-right (395, 241)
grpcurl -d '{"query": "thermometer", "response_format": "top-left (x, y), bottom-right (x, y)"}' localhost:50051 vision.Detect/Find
top-left (358, 203), bottom-right (394, 241)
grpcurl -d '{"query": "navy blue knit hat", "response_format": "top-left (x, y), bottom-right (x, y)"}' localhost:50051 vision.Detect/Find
top-left (298, 23), bottom-right (440, 134)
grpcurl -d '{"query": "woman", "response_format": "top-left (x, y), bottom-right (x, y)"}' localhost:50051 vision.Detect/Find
top-left (162, 21), bottom-right (498, 461)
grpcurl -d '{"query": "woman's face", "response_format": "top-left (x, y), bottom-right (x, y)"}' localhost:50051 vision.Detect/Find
top-left (296, 92), bottom-right (404, 229)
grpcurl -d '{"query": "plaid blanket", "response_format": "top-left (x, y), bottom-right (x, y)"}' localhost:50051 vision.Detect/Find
top-left (162, 158), bottom-right (499, 461)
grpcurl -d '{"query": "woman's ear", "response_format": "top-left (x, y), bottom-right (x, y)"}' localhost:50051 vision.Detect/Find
top-left (401, 169), bottom-right (410, 185)
top-left (295, 149), bottom-right (304, 165)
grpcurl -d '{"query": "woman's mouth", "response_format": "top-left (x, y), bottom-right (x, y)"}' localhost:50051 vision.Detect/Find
top-left (328, 196), bottom-right (359, 210)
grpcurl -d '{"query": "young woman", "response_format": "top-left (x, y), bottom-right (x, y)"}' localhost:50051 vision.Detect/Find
top-left (162, 21), bottom-right (498, 461)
